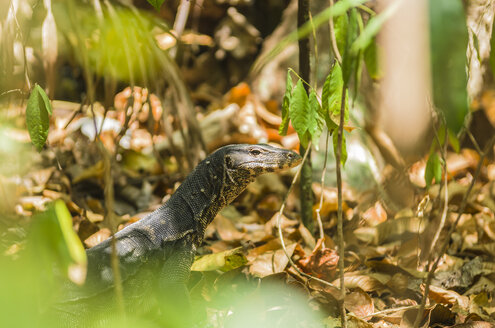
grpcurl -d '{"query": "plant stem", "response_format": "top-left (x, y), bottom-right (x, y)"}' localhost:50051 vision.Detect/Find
top-left (336, 85), bottom-right (347, 328)
top-left (298, 0), bottom-right (314, 232)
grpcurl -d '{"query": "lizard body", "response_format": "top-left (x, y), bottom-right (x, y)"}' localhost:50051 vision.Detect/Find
top-left (52, 144), bottom-right (301, 326)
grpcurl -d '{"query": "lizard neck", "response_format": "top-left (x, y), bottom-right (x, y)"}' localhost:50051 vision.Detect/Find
top-left (166, 153), bottom-right (252, 242)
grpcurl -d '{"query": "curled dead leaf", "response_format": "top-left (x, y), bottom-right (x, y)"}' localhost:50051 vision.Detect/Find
top-left (297, 239), bottom-right (339, 281)
top-left (427, 285), bottom-right (470, 310)
top-left (345, 289), bottom-right (374, 319)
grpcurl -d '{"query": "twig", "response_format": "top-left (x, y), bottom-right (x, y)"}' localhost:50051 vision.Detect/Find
top-left (328, 0), bottom-right (342, 65)
top-left (277, 141), bottom-right (339, 290)
top-left (309, 11), bottom-right (319, 88)
top-left (426, 129), bottom-right (449, 268)
top-left (358, 305), bottom-right (419, 319)
top-left (413, 134), bottom-right (495, 328)
top-left (0, 89), bottom-right (24, 98)
top-left (336, 83), bottom-right (347, 328)
top-left (170, 0), bottom-right (191, 58)
top-left (63, 95), bottom-right (87, 130)
top-left (357, 4), bottom-right (376, 16)
top-left (10, 0), bottom-right (32, 90)
top-left (287, 68), bottom-right (322, 101)
top-left (315, 131), bottom-right (331, 246)
top-left (466, 129), bottom-right (483, 155)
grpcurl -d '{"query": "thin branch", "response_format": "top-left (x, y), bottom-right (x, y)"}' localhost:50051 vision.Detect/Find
top-left (328, 0), bottom-right (343, 65)
top-left (277, 141), bottom-right (339, 290)
top-left (0, 89), bottom-right (24, 98)
top-left (466, 129), bottom-right (483, 155)
top-left (288, 68), bottom-right (319, 98)
top-left (315, 131), bottom-right (331, 246)
top-left (413, 134), bottom-right (495, 328)
top-left (63, 96), bottom-right (86, 130)
top-left (170, 0), bottom-right (191, 58)
top-left (358, 305), bottom-right (419, 319)
top-left (357, 4), bottom-right (376, 16)
top-left (426, 130), bottom-right (449, 268)
top-left (336, 82), bottom-right (347, 328)
top-left (10, 0), bottom-right (32, 90)
top-left (309, 11), bottom-right (319, 88)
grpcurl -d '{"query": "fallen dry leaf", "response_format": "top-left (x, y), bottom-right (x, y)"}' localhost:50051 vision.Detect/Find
top-left (297, 238), bottom-right (339, 281)
top-left (345, 289), bottom-right (375, 318)
top-left (84, 228), bottom-right (111, 248)
top-left (249, 243), bottom-right (297, 277)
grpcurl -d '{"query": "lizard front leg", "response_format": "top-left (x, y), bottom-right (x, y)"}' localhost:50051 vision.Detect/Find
top-left (156, 235), bottom-right (196, 327)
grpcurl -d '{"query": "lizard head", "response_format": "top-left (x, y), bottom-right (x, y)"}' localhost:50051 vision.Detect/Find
top-left (222, 144), bottom-right (302, 181)
top-left (183, 144), bottom-right (302, 228)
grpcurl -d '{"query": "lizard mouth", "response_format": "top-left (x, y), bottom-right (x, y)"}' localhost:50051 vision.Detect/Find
top-left (240, 156), bottom-right (302, 172)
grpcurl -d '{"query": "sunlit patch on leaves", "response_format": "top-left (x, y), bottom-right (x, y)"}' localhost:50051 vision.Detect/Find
top-left (26, 84), bottom-right (52, 152)
top-left (53, 3), bottom-right (170, 85)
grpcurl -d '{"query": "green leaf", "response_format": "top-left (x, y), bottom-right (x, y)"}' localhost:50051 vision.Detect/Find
top-left (322, 72), bottom-right (331, 114)
top-left (352, 12), bottom-right (365, 99)
top-left (448, 129), bottom-right (460, 153)
top-left (325, 64), bottom-right (349, 121)
top-left (322, 73), bottom-right (339, 132)
top-left (289, 79), bottom-right (310, 148)
top-left (342, 8), bottom-right (359, 85)
top-left (429, 0), bottom-right (469, 134)
top-left (364, 38), bottom-right (381, 79)
top-left (438, 124), bottom-right (447, 147)
top-left (146, 0), bottom-right (165, 10)
top-left (308, 90), bottom-right (325, 149)
top-left (333, 13), bottom-right (349, 57)
top-left (54, 200), bottom-right (87, 266)
top-left (279, 70), bottom-right (293, 136)
top-left (26, 84), bottom-right (52, 152)
top-left (333, 130), bottom-right (347, 166)
top-left (191, 247), bottom-right (247, 272)
top-left (28, 200), bottom-right (87, 283)
top-left (425, 152), bottom-right (442, 188)
top-left (490, 18), bottom-right (495, 80)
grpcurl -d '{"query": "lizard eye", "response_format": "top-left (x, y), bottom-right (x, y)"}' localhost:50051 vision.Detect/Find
top-left (250, 149), bottom-right (261, 156)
